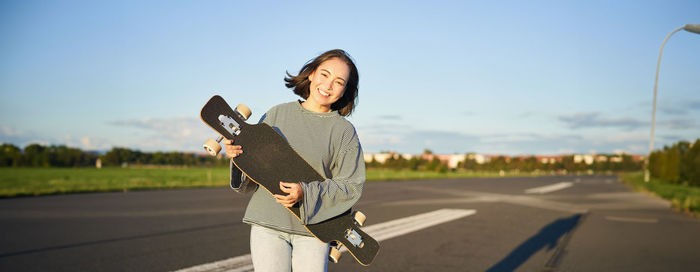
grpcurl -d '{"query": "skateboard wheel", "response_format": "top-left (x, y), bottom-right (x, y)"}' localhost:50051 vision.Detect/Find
top-left (354, 211), bottom-right (366, 226)
top-left (329, 246), bottom-right (342, 263)
top-left (203, 139), bottom-right (222, 156)
top-left (236, 104), bottom-right (252, 121)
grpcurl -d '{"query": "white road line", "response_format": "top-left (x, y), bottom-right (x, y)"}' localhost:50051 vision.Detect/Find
top-left (173, 254), bottom-right (253, 272)
top-left (605, 216), bottom-right (659, 223)
top-left (525, 182), bottom-right (574, 194)
top-left (341, 208), bottom-right (476, 253)
top-left (173, 209), bottom-right (476, 272)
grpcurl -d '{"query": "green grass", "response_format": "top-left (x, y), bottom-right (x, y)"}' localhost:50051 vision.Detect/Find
top-left (0, 167), bottom-right (231, 197)
top-left (0, 167), bottom-right (544, 198)
top-left (621, 172), bottom-right (700, 216)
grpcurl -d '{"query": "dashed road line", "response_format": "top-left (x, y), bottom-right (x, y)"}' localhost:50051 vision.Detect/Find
top-left (525, 182), bottom-right (574, 194)
top-left (605, 216), bottom-right (659, 223)
top-left (395, 187), bottom-right (588, 214)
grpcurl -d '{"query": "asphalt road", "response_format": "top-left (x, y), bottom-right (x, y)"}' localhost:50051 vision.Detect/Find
top-left (1, 175), bottom-right (698, 271)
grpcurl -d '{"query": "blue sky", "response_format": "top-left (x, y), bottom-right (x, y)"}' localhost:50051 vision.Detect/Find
top-left (1, 0), bottom-right (699, 155)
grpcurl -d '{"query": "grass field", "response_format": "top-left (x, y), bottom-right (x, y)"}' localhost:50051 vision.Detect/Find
top-left (621, 172), bottom-right (700, 216)
top-left (0, 167), bottom-right (544, 198)
top-left (0, 167), bottom-right (231, 197)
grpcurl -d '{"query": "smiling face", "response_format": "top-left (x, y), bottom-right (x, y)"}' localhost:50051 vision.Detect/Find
top-left (304, 58), bottom-right (350, 113)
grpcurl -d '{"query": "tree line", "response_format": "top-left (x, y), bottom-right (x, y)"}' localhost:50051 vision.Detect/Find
top-left (9, 141), bottom-right (696, 177)
top-left (367, 153), bottom-right (643, 173)
top-left (0, 143), bottom-right (228, 168)
top-left (1, 143), bottom-right (98, 167)
top-left (367, 156), bottom-right (451, 173)
top-left (649, 139), bottom-right (700, 186)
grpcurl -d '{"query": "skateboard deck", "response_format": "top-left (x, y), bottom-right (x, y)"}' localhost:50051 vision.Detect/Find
top-left (200, 95), bottom-right (379, 266)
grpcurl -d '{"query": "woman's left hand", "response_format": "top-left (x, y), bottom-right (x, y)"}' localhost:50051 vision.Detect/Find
top-left (274, 182), bottom-right (304, 207)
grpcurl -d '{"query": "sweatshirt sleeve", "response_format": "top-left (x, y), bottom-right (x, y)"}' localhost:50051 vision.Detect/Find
top-left (298, 129), bottom-right (366, 225)
top-left (230, 159), bottom-right (257, 193)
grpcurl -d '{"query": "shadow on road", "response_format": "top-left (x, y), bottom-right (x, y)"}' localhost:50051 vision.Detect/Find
top-left (486, 213), bottom-right (584, 272)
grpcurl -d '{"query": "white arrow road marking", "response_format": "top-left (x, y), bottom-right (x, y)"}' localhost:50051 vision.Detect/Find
top-left (525, 182), bottom-right (574, 194)
top-left (173, 209), bottom-right (476, 272)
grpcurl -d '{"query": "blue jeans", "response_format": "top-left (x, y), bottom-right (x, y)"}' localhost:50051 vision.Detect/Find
top-left (250, 224), bottom-right (329, 272)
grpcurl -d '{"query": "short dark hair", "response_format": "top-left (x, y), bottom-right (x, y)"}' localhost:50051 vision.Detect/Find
top-left (284, 49), bottom-right (359, 116)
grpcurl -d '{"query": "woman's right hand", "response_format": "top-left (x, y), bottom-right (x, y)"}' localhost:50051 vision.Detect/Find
top-left (223, 139), bottom-right (243, 159)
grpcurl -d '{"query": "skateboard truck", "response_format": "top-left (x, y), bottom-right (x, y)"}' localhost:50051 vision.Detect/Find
top-left (218, 114), bottom-right (242, 136)
top-left (202, 104), bottom-right (252, 156)
top-left (345, 229), bottom-right (364, 248)
top-left (328, 211), bottom-right (367, 263)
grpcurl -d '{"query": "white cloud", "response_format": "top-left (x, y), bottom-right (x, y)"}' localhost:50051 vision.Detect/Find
top-left (480, 134), bottom-right (540, 143)
top-left (108, 116), bottom-right (213, 152)
top-left (0, 125), bottom-right (20, 137)
top-left (595, 132), bottom-right (648, 143)
top-left (558, 112), bottom-right (647, 130)
top-left (357, 120), bottom-right (660, 155)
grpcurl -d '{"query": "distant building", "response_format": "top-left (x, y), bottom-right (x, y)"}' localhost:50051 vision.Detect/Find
top-left (363, 152), bottom-right (643, 168)
top-left (484, 155), bottom-right (511, 163)
top-left (629, 154), bottom-right (645, 162)
top-left (574, 154), bottom-right (595, 165)
top-left (364, 152), bottom-right (414, 164)
top-left (364, 153), bottom-right (393, 164)
top-left (466, 153), bottom-right (487, 164)
top-left (447, 154), bottom-right (467, 169)
top-left (421, 154), bottom-right (467, 169)
top-left (421, 153), bottom-right (458, 168)
top-left (535, 155), bottom-right (563, 164)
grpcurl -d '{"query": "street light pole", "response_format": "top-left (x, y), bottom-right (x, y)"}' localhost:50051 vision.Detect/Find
top-left (645, 24), bottom-right (700, 182)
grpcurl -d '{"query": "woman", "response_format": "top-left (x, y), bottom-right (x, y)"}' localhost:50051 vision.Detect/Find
top-left (224, 49), bottom-right (365, 272)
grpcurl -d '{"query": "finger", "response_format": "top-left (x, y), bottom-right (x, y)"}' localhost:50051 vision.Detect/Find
top-left (274, 194), bottom-right (291, 201)
top-left (279, 186), bottom-right (291, 194)
top-left (227, 147), bottom-right (243, 158)
top-left (274, 197), bottom-right (295, 207)
top-left (280, 199), bottom-right (297, 207)
top-left (279, 182), bottom-right (293, 191)
top-left (280, 182), bottom-right (299, 190)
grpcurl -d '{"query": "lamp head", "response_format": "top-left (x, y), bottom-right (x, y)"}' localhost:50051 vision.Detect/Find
top-left (683, 24), bottom-right (700, 34)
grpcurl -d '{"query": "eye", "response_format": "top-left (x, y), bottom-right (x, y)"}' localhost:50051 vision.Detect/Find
top-left (321, 72), bottom-right (329, 78)
top-left (335, 81), bottom-right (345, 86)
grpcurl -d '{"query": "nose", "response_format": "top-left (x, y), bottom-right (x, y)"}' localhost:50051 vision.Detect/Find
top-left (322, 78), bottom-right (333, 91)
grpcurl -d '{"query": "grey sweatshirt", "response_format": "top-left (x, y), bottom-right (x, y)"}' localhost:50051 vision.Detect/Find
top-left (230, 101), bottom-right (366, 236)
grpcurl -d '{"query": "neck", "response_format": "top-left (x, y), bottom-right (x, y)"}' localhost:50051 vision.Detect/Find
top-left (301, 100), bottom-right (331, 113)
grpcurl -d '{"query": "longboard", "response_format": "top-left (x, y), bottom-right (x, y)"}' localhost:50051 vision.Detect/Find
top-left (200, 95), bottom-right (379, 265)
